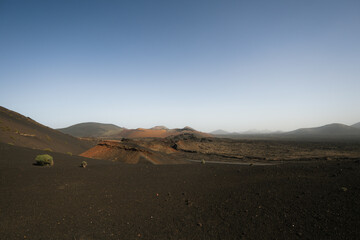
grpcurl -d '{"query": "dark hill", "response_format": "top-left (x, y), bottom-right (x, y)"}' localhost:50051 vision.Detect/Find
top-left (0, 106), bottom-right (95, 154)
top-left (60, 123), bottom-right (211, 139)
top-left (58, 122), bottom-right (124, 138)
top-left (352, 122), bottom-right (360, 129)
top-left (113, 127), bottom-right (211, 139)
top-left (210, 129), bottom-right (231, 135)
top-left (150, 126), bottom-right (168, 130)
top-left (285, 123), bottom-right (360, 139)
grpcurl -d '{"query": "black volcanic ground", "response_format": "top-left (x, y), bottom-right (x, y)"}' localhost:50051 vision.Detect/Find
top-left (1, 142), bottom-right (360, 239)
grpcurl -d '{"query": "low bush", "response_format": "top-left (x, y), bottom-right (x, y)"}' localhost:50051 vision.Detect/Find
top-left (35, 154), bottom-right (54, 166)
top-left (80, 161), bottom-right (88, 168)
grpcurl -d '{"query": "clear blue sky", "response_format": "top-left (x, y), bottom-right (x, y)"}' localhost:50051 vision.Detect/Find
top-left (1, 0), bottom-right (359, 132)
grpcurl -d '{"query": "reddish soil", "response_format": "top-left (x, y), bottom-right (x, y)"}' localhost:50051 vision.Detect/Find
top-left (1, 142), bottom-right (360, 239)
top-left (80, 140), bottom-right (184, 164)
top-left (81, 134), bottom-right (360, 165)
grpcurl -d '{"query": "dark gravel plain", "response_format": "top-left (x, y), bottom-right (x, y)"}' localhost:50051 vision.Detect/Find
top-left (1, 143), bottom-right (360, 240)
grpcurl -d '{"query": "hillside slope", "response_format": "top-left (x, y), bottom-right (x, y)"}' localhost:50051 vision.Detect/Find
top-left (58, 122), bottom-right (124, 138)
top-left (210, 129), bottom-right (231, 135)
top-left (352, 122), bottom-right (360, 129)
top-left (80, 139), bottom-right (186, 164)
top-left (117, 127), bottom-right (211, 139)
top-left (0, 106), bottom-right (95, 154)
top-left (285, 123), bottom-right (360, 139)
top-left (59, 123), bottom-right (211, 139)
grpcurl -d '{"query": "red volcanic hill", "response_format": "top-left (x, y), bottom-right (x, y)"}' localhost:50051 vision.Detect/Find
top-left (59, 122), bottom-right (211, 139)
top-left (0, 106), bottom-right (95, 154)
top-left (118, 127), bottom-right (211, 139)
top-left (80, 139), bottom-right (186, 164)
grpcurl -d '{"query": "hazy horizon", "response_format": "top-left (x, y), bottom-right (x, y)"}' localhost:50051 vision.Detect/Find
top-left (1, 0), bottom-right (359, 132)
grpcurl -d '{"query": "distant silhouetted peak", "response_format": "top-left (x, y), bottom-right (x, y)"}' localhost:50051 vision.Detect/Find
top-left (286, 123), bottom-right (360, 137)
top-left (210, 129), bottom-right (230, 135)
top-left (352, 122), bottom-right (360, 129)
top-left (151, 126), bottom-right (168, 130)
top-left (58, 122), bottom-right (124, 138)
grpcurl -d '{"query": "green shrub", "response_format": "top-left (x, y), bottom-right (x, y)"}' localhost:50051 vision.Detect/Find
top-left (35, 154), bottom-right (54, 166)
top-left (201, 159), bottom-right (206, 164)
top-left (43, 148), bottom-right (52, 152)
top-left (67, 152), bottom-right (72, 156)
top-left (80, 161), bottom-right (88, 168)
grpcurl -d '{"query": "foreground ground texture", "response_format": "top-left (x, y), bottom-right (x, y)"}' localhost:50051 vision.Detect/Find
top-left (1, 143), bottom-right (360, 239)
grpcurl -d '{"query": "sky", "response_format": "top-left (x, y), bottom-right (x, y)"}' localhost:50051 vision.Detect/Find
top-left (0, 0), bottom-right (359, 132)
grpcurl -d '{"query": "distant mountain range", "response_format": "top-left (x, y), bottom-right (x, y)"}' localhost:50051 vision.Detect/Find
top-left (211, 122), bottom-right (360, 140)
top-left (284, 123), bottom-right (360, 139)
top-left (58, 123), bottom-right (210, 139)
top-left (210, 129), bottom-right (233, 135)
top-left (210, 129), bottom-right (281, 135)
top-left (1, 105), bottom-right (360, 145)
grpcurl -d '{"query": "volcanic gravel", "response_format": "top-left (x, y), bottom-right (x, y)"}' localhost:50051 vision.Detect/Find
top-left (1, 143), bottom-right (360, 239)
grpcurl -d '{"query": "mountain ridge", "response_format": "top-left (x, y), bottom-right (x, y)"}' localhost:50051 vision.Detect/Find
top-left (285, 123), bottom-right (360, 137)
top-left (59, 122), bottom-right (211, 139)
top-left (58, 122), bottom-right (124, 138)
top-left (210, 123), bottom-right (360, 140)
top-left (0, 106), bottom-right (95, 154)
